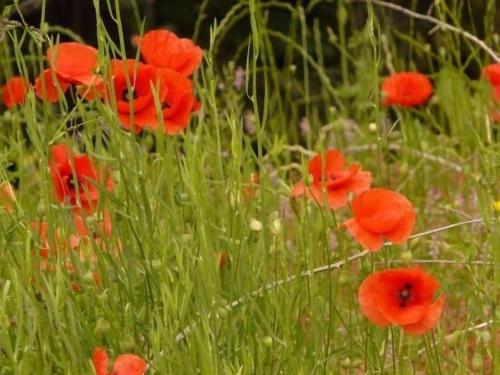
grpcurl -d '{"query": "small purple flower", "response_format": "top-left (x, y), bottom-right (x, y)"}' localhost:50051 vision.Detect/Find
top-left (328, 230), bottom-right (338, 251)
top-left (234, 66), bottom-right (245, 90)
top-left (299, 117), bottom-right (310, 137)
top-left (244, 110), bottom-right (256, 135)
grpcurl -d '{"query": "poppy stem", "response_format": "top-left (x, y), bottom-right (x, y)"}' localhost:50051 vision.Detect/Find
top-left (383, 320), bottom-right (494, 370)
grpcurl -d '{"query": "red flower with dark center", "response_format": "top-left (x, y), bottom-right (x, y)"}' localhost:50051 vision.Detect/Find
top-left (135, 29), bottom-right (202, 76)
top-left (92, 348), bottom-right (147, 375)
top-left (107, 60), bottom-right (197, 134)
top-left (2, 76), bottom-right (28, 108)
top-left (291, 149), bottom-right (372, 209)
top-left (358, 267), bottom-right (445, 335)
top-left (34, 69), bottom-right (70, 103)
top-left (47, 42), bottom-right (99, 85)
top-left (381, 72), bottom-right (433, 107)
top-left (49, 144), bottom-right (112, 213)
top-left (160, 68), bottom-right (197, 134)
top-left (341, 188), bottom-right (416, 251)
top-left (108, 59), bottom-right (168, 131)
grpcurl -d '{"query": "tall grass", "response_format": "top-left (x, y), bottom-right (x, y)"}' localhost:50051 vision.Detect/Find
top-left (0, 0), bottom-right (498, 373)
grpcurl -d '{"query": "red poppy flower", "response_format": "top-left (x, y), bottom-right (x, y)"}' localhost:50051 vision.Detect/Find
top-left (291, 149), bottom-right (372, 209)
top-left (160, 68), bottom-right (197, 134)
top-left (135, 29), bottom-right (202, 76)
top-left (381, 72), bottom-right (433, 107)
top-left (341, 188), bottom-right (416, 251)
top-left (34, 69), bottom-right (70, 103)
top-left (358, 267), bottom-right (445, 335)
top-left (92, 348), bottom-right (147, 375)
top-left (108, 60), bottom-right (196, 134)
top-left (483, 63), bottom-right (500, 86)
top-left (2, 76), bottom-right (28, 108)
top-left (108, 59), bottom-right (168, 131)
top-left (47, 42), bottom-right (99, 85)
top-left (49, 144), bottom-right (112, 213)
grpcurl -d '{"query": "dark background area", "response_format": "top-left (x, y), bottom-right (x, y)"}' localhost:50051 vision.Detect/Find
top-left (3, 0), bottom-right (498, 56)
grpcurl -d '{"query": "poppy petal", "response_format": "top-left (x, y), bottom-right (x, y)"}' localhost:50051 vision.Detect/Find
top-left (483, 63), bottom-right (500, 86)
top-left (290, 181), bottom-right (306, 197)
top-left (113, 354), bottom-right (147, 375)
top-left (34, 69), bottom-right (70, 103)
top-left (50, 144), bottom-right (72, 175)
top-left (376, 297), bottom-right (427, 326)
top-left (381, 72), bottom-right (433, 107)
top-left (340, 170), bottom-right (372, 195)
top-left (402, 295), bottom-right (445, 335)
top-left (137, 30), bottom-right (202, 76)
top-left (384, 208), bottom-right (416, 244)
top-left (326, 189), bottom-right (348, 209)
top-left (47, 42), bottom-right (98, 85)
top-left (342, 218), bottom-right (384, 251)
top-left (2, 76), bottom-right (28, 108)
top-left (92, 348), bottom-right (109, 375)
top-left (308, 149), bottom-right (344, 182)
top-left (358, 274), bottom-right (391, 327)
top-left (352, 188), bottom-right (413, 234)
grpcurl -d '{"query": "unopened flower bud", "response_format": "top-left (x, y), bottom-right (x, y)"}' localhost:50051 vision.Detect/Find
top-left (471, 352), bottom-right (482, 370)
top-left (400, 250), bottom-right (413, 264)
top-left (262, 336), bottom-right (273, 347)
top-left (249, 218), bottom-right (263, 232)
top-left (94, 317), bottom-right (111, 335)
top-left (271, 218), bottom-right (282, 235)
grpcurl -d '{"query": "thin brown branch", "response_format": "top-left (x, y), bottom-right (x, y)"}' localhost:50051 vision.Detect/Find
top-left (349, 0), bottom-right (500, 62)
top-left (175, 218), bottom-right (485, 342)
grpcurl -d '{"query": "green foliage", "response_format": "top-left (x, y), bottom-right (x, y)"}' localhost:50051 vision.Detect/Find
top-left (0, 0), bottom-right (498, 373)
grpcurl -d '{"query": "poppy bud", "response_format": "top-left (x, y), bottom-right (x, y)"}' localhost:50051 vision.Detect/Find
top-left (37, 201), bottom-right (46, 215)
top-left (262, 336), bottom-right (273, 347)
top-left (471, 352), bottom-right (483, 370)
top-left (97, 291), bottom-right (109, 303)
top-left (446, 331), bottom-right (460, 346)
top-left (340, 358), bottom-right (351, 368)
top-left (217, 307), bottom-right (229, 319)
top-left (327, 32), bottom-right (338, 44)
top-left (289, 65), bottom-right (297, 74)
top-left (338, 272), bottom-right (349, 285)
top-left (82, 271), bottom-right (95, 283)
top-left (476, 330), bottom-right (491, 343)
top-left (94, 317), bottom-right (111, 335)
top-left (400, 250), bottom-right (413, 264)
top-left (337, 5), bottom-right (348, 26)
top-left (121, 334), bottom-right (135, 352)
top-left (493, 201), bottom-right (500, 211)
top-left (368, 122), bottom-right (377, 132)
top-left (271, 218), bottom-right (282, 235)
top-left (249, 218), bottom-right (263, 232)
top-left (151, 259), bottom-right (162, 270)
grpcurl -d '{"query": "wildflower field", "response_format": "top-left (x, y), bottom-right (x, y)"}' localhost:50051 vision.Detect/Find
top-left (0, 0), bottom-right (499, 373)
